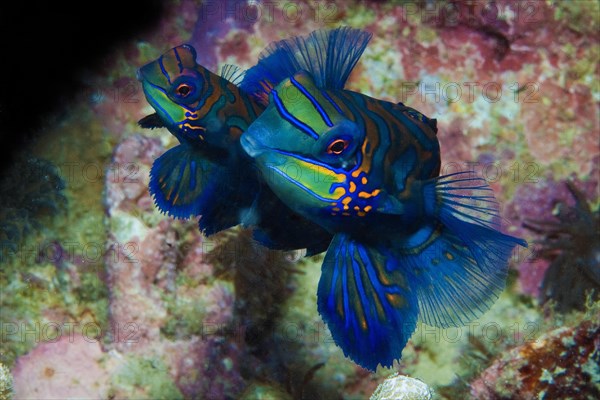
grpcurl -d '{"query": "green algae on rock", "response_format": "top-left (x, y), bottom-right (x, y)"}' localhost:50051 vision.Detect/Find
top-left (0, 362), bottom-right (12, 400)
top-left (239, 381), bottom-right (293, 400)
top-left (110, 356), bottom-right (184, 400)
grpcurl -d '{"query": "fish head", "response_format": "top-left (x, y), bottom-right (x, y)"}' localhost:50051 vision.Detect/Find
top-left (241, 71), bottom-right (370, 217)
top-left (137, 45), bottom-right (212, 145)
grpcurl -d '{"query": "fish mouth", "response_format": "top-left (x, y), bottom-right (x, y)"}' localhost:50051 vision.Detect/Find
top-left (136, 66), bottom-right (150, 82)
top-left (240, 133), bottom-right (266, 158)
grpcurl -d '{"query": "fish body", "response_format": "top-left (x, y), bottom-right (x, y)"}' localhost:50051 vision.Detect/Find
top-left (137, 44), bottom-right (332, 253)
top-left (240, 27), bottom-right (527, 370)
top-left (243, 75), bottom-right (441, 239)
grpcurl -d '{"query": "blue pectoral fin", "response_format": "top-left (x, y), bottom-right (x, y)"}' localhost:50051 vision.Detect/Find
top-left (400, 171), bottom-right (528, 328)
top-left (149, 144), bottom-right (217, 219)
top-left (149, 145), bottom-right (242, 234)
top-left (317, 233), bottom-right (418, 371)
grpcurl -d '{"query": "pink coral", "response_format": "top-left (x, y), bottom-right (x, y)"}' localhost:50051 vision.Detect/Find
top-left (12, 334), bottom-right (114, 399)
top-left (105, 134), bottom-right (163, 214)
top-left (516, 256), bottom-right (550, 298)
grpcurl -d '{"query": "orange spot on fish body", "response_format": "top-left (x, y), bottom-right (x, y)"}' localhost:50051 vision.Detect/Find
top-left (358, 189), bottom-right (380, 199)
top-left (349, 181), bottom-right (356, 193)
top-left (386, 293), bottom-right (405, 307)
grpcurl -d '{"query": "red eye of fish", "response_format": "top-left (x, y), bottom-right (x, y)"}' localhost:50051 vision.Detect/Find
top-left (176, 83), bottom-right (192, 97)
top-left (327, 139), bottom-right (349, 155)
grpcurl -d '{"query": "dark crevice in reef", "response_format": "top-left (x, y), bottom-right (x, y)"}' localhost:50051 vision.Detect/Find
top-left (0, 1), bottom-right (164, 174)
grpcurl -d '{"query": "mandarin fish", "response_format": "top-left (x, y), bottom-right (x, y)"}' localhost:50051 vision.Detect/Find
top-left (239, 27), bottom-right (527, 371)
top-left (136, 44), bottom-right (333, 254)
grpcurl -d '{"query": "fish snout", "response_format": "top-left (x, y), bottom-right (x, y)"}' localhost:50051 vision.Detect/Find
top-left (240, 131), bottom-right (266, 158)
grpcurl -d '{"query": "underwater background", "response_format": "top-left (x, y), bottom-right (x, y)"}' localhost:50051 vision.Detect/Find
top-left (0, 1), bottom-right (598, 399)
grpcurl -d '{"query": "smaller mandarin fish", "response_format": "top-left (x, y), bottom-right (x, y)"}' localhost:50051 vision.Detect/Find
top-left (240, 27), bottom-right (527, 371)
top-left (137, 44), bottom-right (332, 254)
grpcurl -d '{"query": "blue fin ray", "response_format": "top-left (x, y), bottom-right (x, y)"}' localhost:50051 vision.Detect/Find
top-left (220, 63), bottom-right (245, 85)
top-left (149, 145), bottom-right (246, 235)
top-left (400, 171), bottom-right (527, 328)
top-left (149, 144), bottom-right (218, 219)
top-left (397, 223), bottom-right (516, 328)
top-left (424, 171), bottom-right (505, 230)
top-left (241, 27), bottom-right (372, 102)
top-left (318, 233), bottom-right (418, 371)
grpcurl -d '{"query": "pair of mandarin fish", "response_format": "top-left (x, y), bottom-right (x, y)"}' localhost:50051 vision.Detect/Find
top-left (137, 27), bottom-right (526, 371)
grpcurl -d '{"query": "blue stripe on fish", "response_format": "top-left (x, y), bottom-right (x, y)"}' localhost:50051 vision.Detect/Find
top-left (158, 55), bottom-right (172, 85)
top-left (321, 89), bottom-right (346, 116)
top-left (290, 75), bottom-right (334, 127)
top-left (395, 110), bottom-right (436, 151)
top-left (272, 89), bottom-right (320, 139)
top-left (173, 47), bottom-right (184, 73)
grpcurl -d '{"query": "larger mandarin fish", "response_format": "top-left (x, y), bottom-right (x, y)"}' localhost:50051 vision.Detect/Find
top-left (240, 27), bottom-right (527, 371)
top-left (136, 43), bottom-right (336, 254)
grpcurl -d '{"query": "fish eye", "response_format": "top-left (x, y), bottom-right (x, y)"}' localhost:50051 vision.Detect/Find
top-left (175, 83), bottom-right (193, 97)
top-left (327, 139), bottom-right (350, 155)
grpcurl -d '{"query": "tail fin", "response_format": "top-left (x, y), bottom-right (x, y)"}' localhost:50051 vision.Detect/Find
top-left (401, 171), bottom-right (527, 328)
top-left (423, 171), bottom-right (527, 261)
top-left (317, 233), bottom-right (418, 371)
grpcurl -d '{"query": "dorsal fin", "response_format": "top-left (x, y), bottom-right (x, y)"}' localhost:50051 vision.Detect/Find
top-left (220, 63), bottom-right (245, 85)
top-left (241, 26), bottom-right (372, 104)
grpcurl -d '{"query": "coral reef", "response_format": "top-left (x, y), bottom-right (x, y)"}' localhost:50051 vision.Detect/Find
top-left (104, 134), bottom-right (246, 398)
top-left (204, 229), bottom-right (299, 353)
top-left (11, 334), bottom-right (114, 399)
top-left (470, 318), bottom-right (600, 399)
top-left (0, 156), bottom-right (67, 256)
top-left (0, 362), bottom-right (12, 400)
top-left (239, 381), bottom-right (293, 400)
